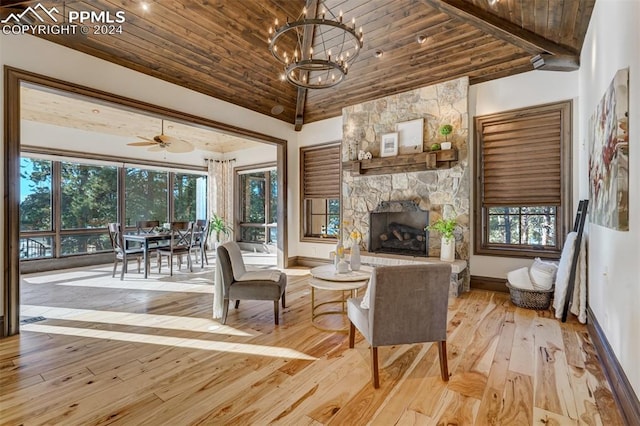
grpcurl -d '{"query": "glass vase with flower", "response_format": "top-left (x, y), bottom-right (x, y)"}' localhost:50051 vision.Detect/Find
top-left (349, 229), bottom-right (362, 271)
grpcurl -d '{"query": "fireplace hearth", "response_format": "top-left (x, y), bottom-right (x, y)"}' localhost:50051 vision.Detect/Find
top-left (369, 201), bottom-right (429, 256)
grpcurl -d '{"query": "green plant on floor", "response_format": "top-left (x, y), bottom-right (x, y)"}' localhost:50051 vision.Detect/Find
top-left (426, 217), bottom-right (457, 242)
top-left (210, 214), bottom-right (232, 242)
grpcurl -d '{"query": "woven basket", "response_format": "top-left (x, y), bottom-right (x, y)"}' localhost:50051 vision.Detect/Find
top-left (505, 281), bottom-right (553, 310)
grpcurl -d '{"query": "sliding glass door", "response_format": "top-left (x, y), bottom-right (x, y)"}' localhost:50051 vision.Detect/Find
top-left (237, 166), bottom-right (277, 245)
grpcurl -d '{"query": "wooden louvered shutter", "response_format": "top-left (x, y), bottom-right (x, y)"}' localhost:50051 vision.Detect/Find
top-left (474, 101), bottom-right (571, 257)
top-left (302, 144), bottom-right (340, 199)
top-left (477, 103), bottom-right (569, 207)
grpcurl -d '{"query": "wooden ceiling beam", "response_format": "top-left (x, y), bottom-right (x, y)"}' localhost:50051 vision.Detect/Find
top-left (421, 0), bottom-right (579, 59)
top-left (294, 0), bottom-right (318, 130)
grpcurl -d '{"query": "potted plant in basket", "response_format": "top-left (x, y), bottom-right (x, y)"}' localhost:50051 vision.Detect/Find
top-left (426, 217), bottom-right (457, 262)
top-left (439, 124), bottom-right (453, 150)
top-left (210, 214), bottom-right (232, 245)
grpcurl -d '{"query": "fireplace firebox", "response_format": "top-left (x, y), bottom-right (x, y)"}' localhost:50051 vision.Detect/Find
top-left (369, 201), bottom-right (429, 256)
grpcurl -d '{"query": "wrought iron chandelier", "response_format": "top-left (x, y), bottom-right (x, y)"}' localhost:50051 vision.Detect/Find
top-left (268, 1), bottom-right (364, 89)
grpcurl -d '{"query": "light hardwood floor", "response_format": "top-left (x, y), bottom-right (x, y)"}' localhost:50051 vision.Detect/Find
top-left (1, 261), bottom-right (624, 425)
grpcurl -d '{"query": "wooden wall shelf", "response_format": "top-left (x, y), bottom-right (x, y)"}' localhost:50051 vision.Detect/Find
top-left (343, 149), bottom-right (458, 176)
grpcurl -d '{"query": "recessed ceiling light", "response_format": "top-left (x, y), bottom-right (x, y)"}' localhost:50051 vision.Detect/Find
top-left (141, 2), bottom-right (149, 11)
top-left (374, 50), bottom-right (383, 58)
top-left (91, 108), bottom-right (100, 114)
top-left (416, 35), bottom-right (427, 44)
top-left (271, 104), bottom-right (284, 115)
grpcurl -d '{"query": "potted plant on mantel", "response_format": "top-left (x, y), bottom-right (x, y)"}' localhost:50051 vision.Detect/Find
top-left (439, 124), bottom-right (453, 150)
top-left (210, 214), bottom-right (232, 246)
top-left (426, 217), bottom-right (457, 262)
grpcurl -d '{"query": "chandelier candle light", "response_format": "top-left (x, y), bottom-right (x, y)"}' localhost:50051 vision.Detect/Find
top-left (268, 1), bottom-right (364, 89)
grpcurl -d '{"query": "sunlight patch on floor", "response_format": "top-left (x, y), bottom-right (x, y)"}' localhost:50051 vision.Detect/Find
top-left (48, 279), bottom-right (215, 293)
top-left (23, 268), bottom-right (114, 284)
top-left (21, 323), bottom-right (316, 360)
top-left (20, 305), bottom-right (257, 337)
top-left (22, 265), bottom-right (216, 293)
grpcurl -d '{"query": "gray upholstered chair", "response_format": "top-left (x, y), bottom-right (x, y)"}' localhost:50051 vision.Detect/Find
top-left (216, 241), bottom-right (287, 325)
top-left (347, 264), bottom-right (451, 388)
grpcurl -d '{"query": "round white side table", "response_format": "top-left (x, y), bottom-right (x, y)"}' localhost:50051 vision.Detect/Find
top-left (309, 265), bottom-right (372, 332)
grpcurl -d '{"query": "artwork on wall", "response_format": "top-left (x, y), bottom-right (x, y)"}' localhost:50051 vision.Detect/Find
top-left (588, 67), bottom-right (629, 231)
top-left (396, 118), bottom-right (424, 154)
top-left (380, 132), bottom-right (398, 157)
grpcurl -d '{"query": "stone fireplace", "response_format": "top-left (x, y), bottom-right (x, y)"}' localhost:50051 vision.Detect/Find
top-left (369, 201), bottom-right (429, 256)
top-left (341, 77), bottom-right (471, 293)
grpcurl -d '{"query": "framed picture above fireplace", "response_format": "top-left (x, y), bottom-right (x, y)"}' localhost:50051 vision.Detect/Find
top-left (397, 118), bottom-right (424, 154)
top-left (380, 132), bottom-right (398, 157)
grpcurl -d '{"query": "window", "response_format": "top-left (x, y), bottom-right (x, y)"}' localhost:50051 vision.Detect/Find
top-left (125, 167), bottom-right (168, 226)
top-left (20, 158), bottom-right (53, 232)
top-left (300, 143), bottom-right (341, 241)
top-left (20, 158), bottom-right (53, 258)
top-left (237, 166), bottom-right (277, 244)
top-left (19, 154), bottom-right (206, 261)
top-left (60, 161), bottom-right (118, 255)
top-left (61, 162), bottom-right (117, 229)
top-left (474, 101), bottom-right (572, 258)
top-left (173, 173), bottom-right (207, 222)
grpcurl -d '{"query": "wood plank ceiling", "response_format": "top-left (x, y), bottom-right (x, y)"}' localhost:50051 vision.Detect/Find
top-left (2, 0), bottom-right (595, 130)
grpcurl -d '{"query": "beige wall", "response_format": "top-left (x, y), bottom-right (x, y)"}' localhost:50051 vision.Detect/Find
top-left (578, 0), bottom-right (640, 397)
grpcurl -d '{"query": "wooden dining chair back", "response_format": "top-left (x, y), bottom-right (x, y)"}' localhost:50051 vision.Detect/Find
top-left (107, 222), bottom-right (143, 280)
top-left (136, 220), bottom-right (160, 234)
top-left (192, 219), bottom-right (210, 268)
top-left (136, 220), bottom-right (163, 250)
top-left (157, 221), bottom-right (195, 276)
top-left (347, 264), bottom-right (451, 388)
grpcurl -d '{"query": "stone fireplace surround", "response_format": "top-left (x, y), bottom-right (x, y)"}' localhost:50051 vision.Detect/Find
top-left (341, 77), bottom-right (470, 294)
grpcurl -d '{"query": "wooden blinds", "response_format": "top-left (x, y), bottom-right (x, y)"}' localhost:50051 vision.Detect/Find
top-left (476, 102), bottom-right (570, 207)
top-left (302, 144), bottom-right (341, 199)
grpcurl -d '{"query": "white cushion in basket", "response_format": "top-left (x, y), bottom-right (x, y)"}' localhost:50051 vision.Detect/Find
top-left (530, 257), bottom-right (559, 290)
top-left (507, 267), bottom-right (534, 290)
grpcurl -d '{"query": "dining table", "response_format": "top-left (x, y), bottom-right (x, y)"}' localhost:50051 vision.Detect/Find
top-left (123, 232), bottom-right (172, 278)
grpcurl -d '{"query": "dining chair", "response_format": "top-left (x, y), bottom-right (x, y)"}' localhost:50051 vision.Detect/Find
top-left (192, 219), bottom-right (210, 268)
top-left (136, 220), bottom-right (160, 234)
top-left (107, 223), bottom-right (144, 280)
top-left (216, 241), bottom-right (287, 325)
top-left (157, 221), bottom-right (195, 276)
top-left (347, 264), bottom-right (451, 388)
top-left (136, 220), bottom-right (162, 247)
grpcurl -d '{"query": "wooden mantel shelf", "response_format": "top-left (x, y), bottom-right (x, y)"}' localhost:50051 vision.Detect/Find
top-left (343, 149), bottom-right (458, 176)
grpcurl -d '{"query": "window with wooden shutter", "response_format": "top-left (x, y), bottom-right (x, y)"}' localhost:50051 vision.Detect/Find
top-left (300, 143), bottom-right (341, 242)
top-left (474, 101), bottom-right (572, 258)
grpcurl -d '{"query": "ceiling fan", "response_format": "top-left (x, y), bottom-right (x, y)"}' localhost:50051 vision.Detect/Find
top-left (127, 120), bottom-right (194, 153)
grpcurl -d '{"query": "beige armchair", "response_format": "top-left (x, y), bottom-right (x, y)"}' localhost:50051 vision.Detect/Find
top-left (216, 241), bottom-right (287, 325)
top-left (347, 264), bottom-right (451, 388)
